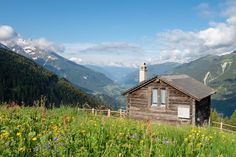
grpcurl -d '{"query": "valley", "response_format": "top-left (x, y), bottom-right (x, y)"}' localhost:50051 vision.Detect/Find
top-left (1, 42), bottom-right (236, 116)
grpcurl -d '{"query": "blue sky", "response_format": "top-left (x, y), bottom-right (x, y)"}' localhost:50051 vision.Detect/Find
top-left (0, 0), bottom-right (222, 43)
top-left (1, 0), bottom-right (236, 67)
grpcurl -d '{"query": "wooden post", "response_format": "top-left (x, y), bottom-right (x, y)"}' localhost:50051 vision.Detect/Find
top-left (95, 110), bottom-right (97, 116)
top-left (119, 109), bottom-right (122, 117)
top-left (208, 118), bottom-right (211, 126)
top-left (220, 122), bottom-right (223, 131)
top-left (78, 108), bottom-right (80, 111)
top-left (107, 109), bottom-right (111, 117)
top-left (192, 99), bottom-right (195, 126)
top-left (92, 108), bottom-right (95, 114)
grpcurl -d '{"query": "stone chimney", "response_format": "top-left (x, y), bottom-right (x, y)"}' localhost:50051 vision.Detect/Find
top-left (139, 63), bottom-right (147, 83)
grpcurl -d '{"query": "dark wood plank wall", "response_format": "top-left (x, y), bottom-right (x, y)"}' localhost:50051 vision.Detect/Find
top-left (127, 80), bottom-right (194, 124)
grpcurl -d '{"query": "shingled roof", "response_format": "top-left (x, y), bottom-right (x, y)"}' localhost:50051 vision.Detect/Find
top-left (122, 74), bottom-right (215, 101)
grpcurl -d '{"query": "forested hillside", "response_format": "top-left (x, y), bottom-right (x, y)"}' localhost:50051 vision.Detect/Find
top-left (0, 47), bottom-right (105, 108)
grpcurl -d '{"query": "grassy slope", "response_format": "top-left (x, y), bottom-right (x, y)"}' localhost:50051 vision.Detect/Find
top-left (0, 107), bottom-right (235, 156)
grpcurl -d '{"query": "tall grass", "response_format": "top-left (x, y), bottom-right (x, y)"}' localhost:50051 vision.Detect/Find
top-left (0, 106), bottom-right (235, 156)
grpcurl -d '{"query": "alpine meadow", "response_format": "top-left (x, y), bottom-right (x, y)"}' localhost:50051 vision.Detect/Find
top-left (1, 0), bottom-right (236, 157)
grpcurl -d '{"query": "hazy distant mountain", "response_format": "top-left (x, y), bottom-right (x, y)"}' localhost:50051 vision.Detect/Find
top-left (0, 47), bottom-right (105, 108)
top-left (85, 65), bottom-right (137, 84)
top-left (171, 52), bottom-right (236, 116)
top-left (122, 62), bottom-right (181, 87)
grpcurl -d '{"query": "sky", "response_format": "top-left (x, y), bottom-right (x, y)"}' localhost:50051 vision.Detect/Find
top-left (0, 0), bottom-right (236, 67)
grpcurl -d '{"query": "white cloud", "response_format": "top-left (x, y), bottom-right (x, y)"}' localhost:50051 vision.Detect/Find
top-left (69, 57), bottom-right (82, 63)
top-left (62, 1), bottom-right (236, 67)
top-left (15, 38), bottom-right (64, 53)
top-left (0, 25), bottom-right (64, 53)
top-left (153, 1), bottom-right (236, 64)
top-left (0, 25), bottom-right (17, 40)
top-left (196, 3), bottom-right (214, 17)
top-left (63, 42), bottom-right (145, 67)
top-left (64, 42), bottom-right (143, 54)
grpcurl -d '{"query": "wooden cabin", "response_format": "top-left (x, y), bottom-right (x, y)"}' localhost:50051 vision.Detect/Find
top-left (122, 63), bottom-right (215, 125)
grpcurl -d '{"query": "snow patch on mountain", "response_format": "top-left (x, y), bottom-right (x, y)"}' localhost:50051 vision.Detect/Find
top-left (23, 46), bottom-right (36, 54)
top-left (221, 61), bottom-right (232, 74)
top-left (48, 55), bottom-right (57, 60)
top-left (0, 43), bottom-right (10, 50)
top-left (203, 72), bottom-right (211, 85)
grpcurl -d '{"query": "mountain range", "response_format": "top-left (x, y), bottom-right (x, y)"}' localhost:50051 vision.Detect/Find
top-left (172, 52), bottom-right (236, 116)
top-left (90, 53), bottom-right (236, 116)
top-left (1, 41), bottom-right (235, 115)
top-left (1, 42), bottom-right (123, 108)
top-left (0, 45), bottom-right (105, 108)
top-left (5, 43), bottom-right (113, 92)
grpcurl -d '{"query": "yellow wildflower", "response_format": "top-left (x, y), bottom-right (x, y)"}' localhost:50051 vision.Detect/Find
top-left (32, 137), bottom-right (37, 141)
top-left (16, 132), bottom-right (21, 136)
top-left (2, 131), bottom-right (9, 137)
top-left (19, 147), bottom-right (25, 152)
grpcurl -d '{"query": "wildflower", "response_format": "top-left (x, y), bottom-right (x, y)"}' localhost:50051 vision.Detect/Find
top-left (54, 137), bottom-right (59, 141)
top-left (33, 146), bottom-right (39, 152)
top-left (164, 140), bottom-right (171, 145)
top-left (19, 147), bottom-right (25, 152)
top-left (16, 132), bottom-right (21, 136)
top-left (32, 137), bottom-right (37, 141)
top-left (2, 130), bottom-right (9, 137)
top-left (131, 133), bottom-right (137, 139)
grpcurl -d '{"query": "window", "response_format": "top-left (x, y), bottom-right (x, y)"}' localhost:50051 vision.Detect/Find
top-left (160, 88), bottom-right (166, 105)
top-left (152, 89), bottom-right (158, 106)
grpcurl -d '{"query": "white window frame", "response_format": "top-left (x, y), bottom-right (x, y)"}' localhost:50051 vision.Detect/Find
top-left (160, 88), bottom-right (167, 107)
top-left (151, 89), bottom-right (158, 107)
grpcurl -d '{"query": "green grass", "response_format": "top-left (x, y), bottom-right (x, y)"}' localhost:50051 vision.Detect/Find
top-left (0, 106), bottom-right (235, 157)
